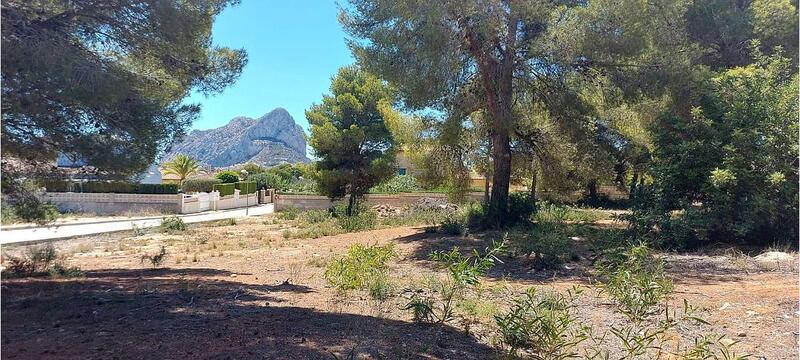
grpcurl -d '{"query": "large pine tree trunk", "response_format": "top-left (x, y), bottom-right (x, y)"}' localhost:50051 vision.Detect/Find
top-left (489, 132), bottom-right (511, 223)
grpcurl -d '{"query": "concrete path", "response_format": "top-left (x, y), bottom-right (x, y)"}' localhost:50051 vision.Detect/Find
top-left (0, 204), bottom-right (274, 245)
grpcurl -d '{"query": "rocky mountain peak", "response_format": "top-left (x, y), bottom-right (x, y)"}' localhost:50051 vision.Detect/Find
top-left (164, 108), bottom-right (309, 168)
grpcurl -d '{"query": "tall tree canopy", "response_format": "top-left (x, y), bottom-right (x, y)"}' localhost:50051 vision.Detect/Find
top-left (1, 0), bottom-right (247, 176)
top-left (306, 66), bottom-right (398, 215)
top-left (340, 0), bottom-right (684, 224)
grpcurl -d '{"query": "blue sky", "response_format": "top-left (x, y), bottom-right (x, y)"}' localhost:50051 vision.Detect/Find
top-left (186, 0), bottom-right (354, 133)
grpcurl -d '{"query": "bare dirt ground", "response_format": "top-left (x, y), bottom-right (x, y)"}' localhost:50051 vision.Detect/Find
top-left (1, 216), bottom-right (797, 359)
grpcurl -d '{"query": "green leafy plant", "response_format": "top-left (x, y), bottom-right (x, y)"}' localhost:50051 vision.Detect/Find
top-left (215, 170), bottom-right (240, 184)
top-left (337, 210), bottom-right (377, 232)
top-left (403, 239), bottom-right (506, 324)
top-left (495, 287), bottom-right (588, 359)
top-left (160, 216), bottom-right (187, 232)
top-left (597, 245), bottom-right (674, 321)
top-left (277, 205), bottom-right (299, 220)
top-left (181, 177), bottom-right (222, 193)
top-left (324, 243), bottom-right (395, 296)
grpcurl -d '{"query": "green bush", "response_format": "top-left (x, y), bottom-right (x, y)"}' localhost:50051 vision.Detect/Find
top-left (181, 177), bottom-right (221, 193)
top-left (235, 181), bottom-right (257, 195)
top-left (160, 216), bottom-right (187, 232)
top-left (212, 183), bottom-right (235, 197)
top-left (509, 223), bottom-right (575, 270)
top-left (299, 209), bottom-right (331, 224)
top-left (2, 244), bottom-right (59, 277)
top-left (324, 243), bottom-right (395, 293)
top-left (40, 180), bottom-right (178, 194)
top-left (337, 211), bottom-right (377, 232)
top-left (2, 201), bottom-right (60, 225)
top-left (597, 245), bottom-right (673, 321)
top-left (277, 205), bottom-right (300, 220)
top-left (369, 175), bottom-right (421, 193)
top-left (508, 192), bottom-right (537, 226)
top-left (495, 287), bottom-right (587, 358)
top-left (249, 172), bottom-right (289, 190)
top-left (215, 170), bottom-right (240, 184)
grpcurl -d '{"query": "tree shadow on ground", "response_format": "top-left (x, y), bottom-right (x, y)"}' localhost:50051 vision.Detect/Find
top-left (1, 268), bottom-right (496, 359)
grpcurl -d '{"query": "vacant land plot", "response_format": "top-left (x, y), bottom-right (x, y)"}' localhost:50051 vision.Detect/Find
top-left (1, 214), bottom-right (797, 359)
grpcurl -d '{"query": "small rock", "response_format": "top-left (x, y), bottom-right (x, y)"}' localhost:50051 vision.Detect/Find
top-left (719, 302), bottom-right (730, 311)
top-left (736, 331), bottom-right (747, 337)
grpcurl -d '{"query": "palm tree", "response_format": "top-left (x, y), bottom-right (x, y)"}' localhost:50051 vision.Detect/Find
top-left (160, 154), bottom-right (200, 185)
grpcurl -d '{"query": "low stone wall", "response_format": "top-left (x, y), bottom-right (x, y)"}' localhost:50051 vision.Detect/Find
top-left (41, 192), bottom-right (181, 215)
top-left (274, 192), bottom-right (485, 211)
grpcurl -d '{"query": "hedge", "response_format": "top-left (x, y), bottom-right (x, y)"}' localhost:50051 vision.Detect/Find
top-left (236, 181), bottom-right (257, 195)
top-left (213, 183), bottom-right (236, 197)
top-left (40, 180), bottom-right (178, 194)
top-left (182, 177), bottom-right (222, 193)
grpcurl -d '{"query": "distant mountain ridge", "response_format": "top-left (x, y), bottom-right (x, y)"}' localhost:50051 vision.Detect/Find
top-left (165, 108), bottom-right (309, 168)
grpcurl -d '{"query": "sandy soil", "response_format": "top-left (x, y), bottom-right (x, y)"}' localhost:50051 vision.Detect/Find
top-left (1, 216), bottom-right (797, 359)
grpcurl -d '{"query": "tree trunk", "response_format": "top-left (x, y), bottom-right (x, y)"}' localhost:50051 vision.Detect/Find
top-left (488, 130), bottom-right (512, 226)
top-left (529, 156), bottom-right (537, 207)
top-left (484, 171), bottom-right (490, 204)
top-left (347, 193), bottom-right (357, 216)
top-left (586, 179), bottom-right (598, 205)
top-left (629, 170), bottom-right (639, 199)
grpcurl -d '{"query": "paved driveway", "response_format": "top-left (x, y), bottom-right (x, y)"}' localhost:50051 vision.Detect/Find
top-left (0, 204), bottom-right (273, 244)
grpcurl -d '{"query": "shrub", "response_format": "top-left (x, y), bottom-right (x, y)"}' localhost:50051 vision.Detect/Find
top-left (235, 181), bottom-right (257, 195)
top-left (277, 205), bottom-right (299, 220)
top-left (212, 183), bottom-right (235, 197)
top-left (160, 216), bottom-right (187, 232)
top-left (141, 246), bottom-right (167, 268)
top-left (3, 201), bottom-right (60, 225)
top-left (48, 263), bottom-right (84, 278)
top-left (324, 243), bottom-right (395, 294)
top-left (181, 177), bottom-right (221, 193)
top-left (495, 287), bottom-right (587, 358)
top-left (597, 244), bottom-right (673, 321)
top-left (508, 192), bottom-right (537, 226)
top-left (509, 223), bottom-right (574, 269)
top-left (40, 180), bottom-right (178, 194)
top-left (215, 170), bottom-right (240, 184)
top-left (299, 209), bottom-right (331, 224)
top-left (337, 210), bottom-right (377, 232)
top-left (2, 244), bottom-right (68, 278)
top-left (369, 175), bottom-right (421, 193)
top-left (403, 239), bottom-right (506, 324)
top-left (249, 172), bottom-right (289, 190)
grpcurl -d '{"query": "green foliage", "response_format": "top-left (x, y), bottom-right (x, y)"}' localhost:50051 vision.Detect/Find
top-left (160, 216), bottom-right (187, 232)
top-left (181, 177), bottom-right (222, 193)
top-left (41, 181), bottom-right (179, 194)
top-left (495, 287), bottom-right (588, 359)
top-left (141, 246), bottom-right (168, 268)
top-left (48, 263), bottom-right (84, 278)
top-left (597, 245), bottom-right (674, 322)
top-left (509, 223), bottom-right (575, 270)
top-left (161, 154), bottom-right (200, 184)
top-left (1, 244), bottom-right (80, 279)
top-left (369, 175), bottom-right (421, 193)
top-left (276, 206), bottom-right (300, 220)
top-left (249, 172), bottom-right (289, 191)
top-left (299, 209), bottom-right (331, 224)
top-left (647, 53), bottom-right (798, 246)
top-left (306, 66), bottom-right (398, 215)
top-left (403, 239), bottom-right (506, 324)
top-left (337, 211), bottom-right (377, 232)
top-left (324, 243), bottom-right (395, 294)
top-left (508, 192), bottom-right (537, 226)
top-left (1, 200), bottom-right (60, 225)
top-left (2, 1), bottom-right (246, 178)
top-left (235, 181), bottom-right (256, 195)
top-left (212, 183), bottom-right (235, 197)
top-left (215, 170), bottom-right (240, 184)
